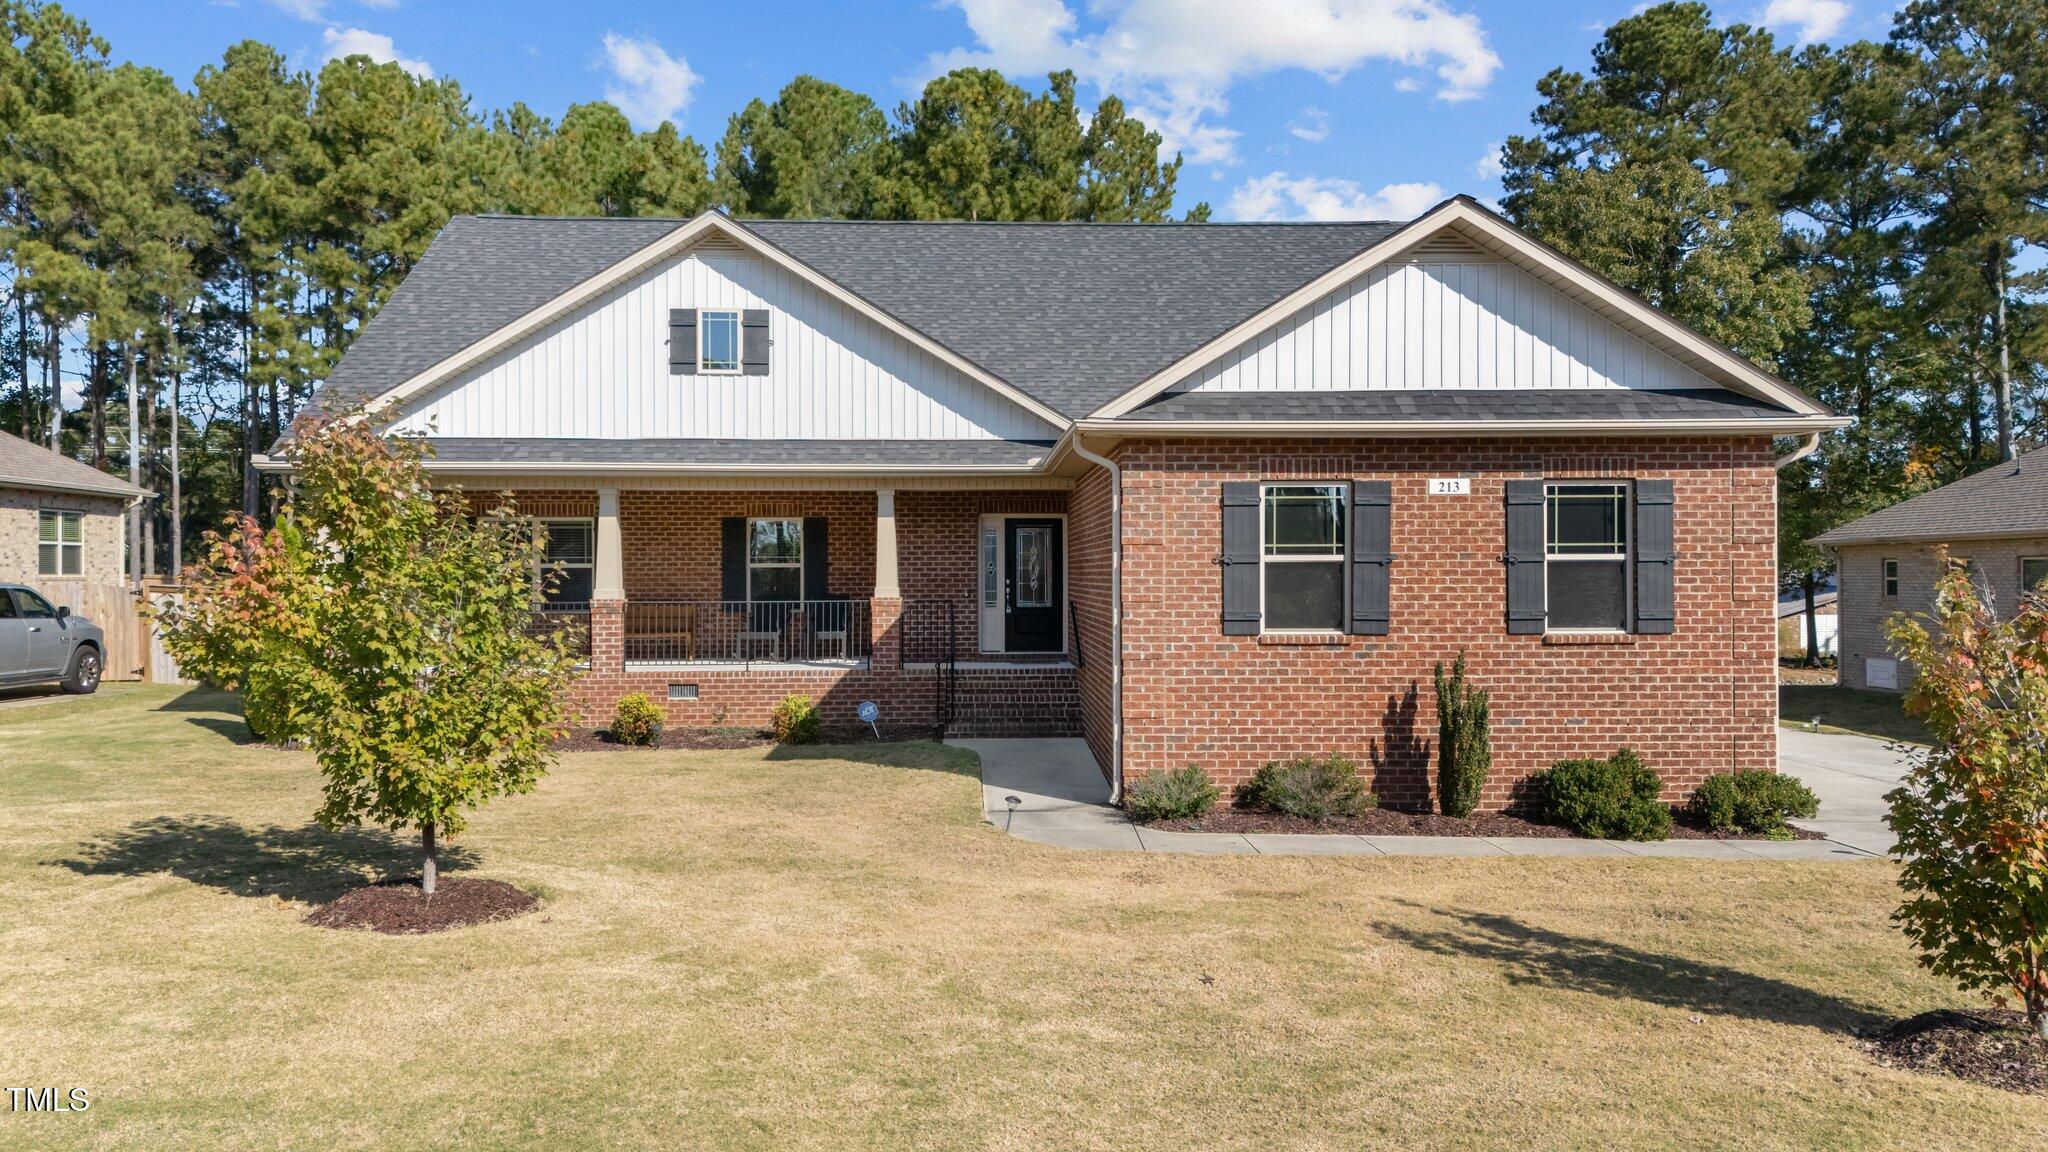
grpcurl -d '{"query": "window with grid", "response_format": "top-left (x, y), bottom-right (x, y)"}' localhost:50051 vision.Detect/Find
top-left (1882, 558), bottom-right (1899, 598)
top-left (37, 510), bottom-right (81, 577)
top-left (699, 309), bottom-right (741, 373)
top-left (747, 518), bottom-right (802, 602)
top-left (538, 519), bottom-right (594, 606)
top-left (1545, 482), bottom-right (1629, 630)
top-left (1261, 484), bottom-right (1346, 631)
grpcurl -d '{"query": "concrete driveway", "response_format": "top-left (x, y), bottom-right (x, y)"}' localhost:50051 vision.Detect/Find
top-left (1776, 728), bottom-right (1913, 856)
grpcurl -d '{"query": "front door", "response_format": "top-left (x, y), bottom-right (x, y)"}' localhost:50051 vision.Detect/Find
top-left (1003, 518), bottom-right (1063, 653)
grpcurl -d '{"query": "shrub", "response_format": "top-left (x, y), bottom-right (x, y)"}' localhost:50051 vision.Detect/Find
top-left (1432, 652), bottom-right (1491, 818)
top-left (608, 693), bottom-right (664, 747)
top-left (1887, 558), bottom-right (2048, 1039)
top-left (1687, 769), bottom-right (1818, 835)
top-left (771, 694), bottom-right (821, 744)
top-left (1531, 748), bottom-right (1672, 841)
top-left (1237, 754), bottom-right (1376, 822)
top-left (1124, 765), bottom-right (1219, 822)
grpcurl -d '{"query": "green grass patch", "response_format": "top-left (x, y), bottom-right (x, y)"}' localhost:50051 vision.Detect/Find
top-left (1780, 683), bottom-right (1931, 745)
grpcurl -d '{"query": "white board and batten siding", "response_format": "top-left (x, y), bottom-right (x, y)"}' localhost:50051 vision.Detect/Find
top-left (1177, 235), bottom-right (1714, 396)
top-left (391, 237), bottom-right (1058, 442)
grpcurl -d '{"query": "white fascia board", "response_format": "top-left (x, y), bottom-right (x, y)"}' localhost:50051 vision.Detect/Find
top-left (1075, 414), bottom-right (1852, 438)
top-left (1089, 197), bottom-right (1836, 421)
top-left (349, 212), bottom-right (1072, 433)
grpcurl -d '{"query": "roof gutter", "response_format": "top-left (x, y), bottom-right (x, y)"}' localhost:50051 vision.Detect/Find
top-left (1076, 416), bottom-right (1852, 437)
top-left (1068, 433), bottom-right (1123, 807)
top-left (251, 453), bottom-right (1061, 478)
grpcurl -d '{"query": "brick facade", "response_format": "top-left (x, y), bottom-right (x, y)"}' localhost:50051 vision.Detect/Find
top-left (0, 487), bottom-right (128, 588)
top-left (1833, 537), bottom-right (2048, 691)
top-left (1110, 435), bottom-right (1780, 811)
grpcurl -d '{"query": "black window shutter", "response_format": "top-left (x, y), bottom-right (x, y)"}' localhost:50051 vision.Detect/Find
top-left (721, 516), bottom-right (746, 602)
top-left (741, 309), bottom-right (770, 376)
top-left (1633, 479), bottom-right (1675, 634)
top-left (1348, 480), bottom-right (1392, 635)
top-left (1504, 480), bottom-right (1547, 635)
top-left (1221, 482), bottom-right (1261, 635)
top-left (669, 309), bottom-right (698, 375)
top-left (802, 516), bottom-right (828, 600)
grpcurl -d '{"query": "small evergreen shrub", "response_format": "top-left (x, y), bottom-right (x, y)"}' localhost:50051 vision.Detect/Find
top-left (1432, 651), bottom-right (1492, 818)
top-left (1687, 769), bottom-right (1819, 835)
top-left (1531, 748), bottom-right (1672, 841)
top-left (1237, 754), bottom-right (1377, 822)
top-left (772, 694), bottom-right (821, 744)
top-left (1124, 765), bottom-right (1220, 822)
top-left (608, 693), bottom-right (664, 746)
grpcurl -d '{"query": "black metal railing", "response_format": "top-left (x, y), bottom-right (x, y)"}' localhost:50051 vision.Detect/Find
top-left (902, 598), bottom-right (958, 737)
top-left (529, 602), bottom-right (592, 660)
top-left (623, 599), bottom-right (869, 665)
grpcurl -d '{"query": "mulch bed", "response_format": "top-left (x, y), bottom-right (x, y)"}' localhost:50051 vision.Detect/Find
top-left (1142, 806), bottom-right (1826, 841)
top-left (1865, 1009), bottom-right (2048, 1095)
top-left (305, 877), bottom-right (540, 935)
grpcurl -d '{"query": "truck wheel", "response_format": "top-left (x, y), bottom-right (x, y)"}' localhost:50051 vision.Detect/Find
top-left (61, 647), bottom-right (100, 695)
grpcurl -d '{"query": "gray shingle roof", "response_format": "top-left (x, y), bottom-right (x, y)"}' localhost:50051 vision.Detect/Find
top-left (423, 438), bottom-right (1057, 470)
top-left (316, 215), bottom-right (1403, 421)
top-left (1123, 387), bottom-right (1797, 423)
top-left (0, 430), bottom-right (151, 498)
top-left (1813, 448), bottom-right (2048, 546)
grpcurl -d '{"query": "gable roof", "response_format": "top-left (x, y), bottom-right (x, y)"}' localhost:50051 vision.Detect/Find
top-left (1814, 448), bottom-right (2048, 547)
top-left (0, 430), bottom-right (150, 499)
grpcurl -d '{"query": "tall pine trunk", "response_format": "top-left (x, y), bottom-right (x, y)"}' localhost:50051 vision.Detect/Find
top-left (43, 322), bottom-right (59, 449)
top-left (1992, 251), bottom-right (2013, 463)
top-left (88, 344), bottom-right (106, 472)
top-left (240, 274), bottom-right (258, 517)
top-left (14, 292), bottom-right (30, 441)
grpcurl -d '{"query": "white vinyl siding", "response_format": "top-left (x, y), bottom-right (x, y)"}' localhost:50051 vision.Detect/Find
top-left (390, 242), bottom-right (1057, 442)
top-left (1178, 257), bottom-right (1712, 395)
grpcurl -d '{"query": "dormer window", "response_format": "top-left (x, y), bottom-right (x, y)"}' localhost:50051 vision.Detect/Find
top-left (699, 309), bottom-right (741, 373)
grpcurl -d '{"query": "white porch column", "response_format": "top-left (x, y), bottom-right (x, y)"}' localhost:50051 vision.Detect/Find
top-left (593, 487), bottom-right (625, 602)
top-left (873, 488), bottom-right (900, 598)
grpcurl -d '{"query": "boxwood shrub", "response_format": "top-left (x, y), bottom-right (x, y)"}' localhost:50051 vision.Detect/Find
top-left (1687, 769), bottom-right (1819, 835)
top-left (1530, 748), bottom-right (1671, 841)
top-left (1124, 765), bottom-right (1220, 822)
top-left (608, 692), bottom-right (664, 747)
top-left (1237, 754), bottom-right (1376, 822)
top-left (771, 694), bottom-right (821, 744)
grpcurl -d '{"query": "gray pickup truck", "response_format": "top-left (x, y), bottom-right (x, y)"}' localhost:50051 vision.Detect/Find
top-left (0, 584), bottom-right (103, 694)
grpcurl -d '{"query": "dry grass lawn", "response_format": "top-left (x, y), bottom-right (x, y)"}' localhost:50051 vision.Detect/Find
top-left (1, 685), bottom-right (2041, 1150)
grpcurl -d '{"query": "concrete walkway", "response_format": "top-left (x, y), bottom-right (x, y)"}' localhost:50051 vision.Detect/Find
top-left (957, 737), bottom-right (1878, 860)
top-left (1776, 727), bottom-right (1912, 856)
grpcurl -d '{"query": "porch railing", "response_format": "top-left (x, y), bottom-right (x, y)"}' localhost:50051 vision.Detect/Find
top-left (529, 601), bottom-right (592, 661)
top-left (624, 599), bottom-right (870, 665)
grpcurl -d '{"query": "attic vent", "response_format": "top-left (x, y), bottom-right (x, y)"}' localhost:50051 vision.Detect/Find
top-left (1399, 233), bottom-right (1490, 262)
top-left (689, 234), bottom-right (745, 254)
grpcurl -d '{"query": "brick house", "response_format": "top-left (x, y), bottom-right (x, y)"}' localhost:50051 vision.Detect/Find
top-left (0, 429), bottom-right (149, 589)
top-left (1815, 448), bottom-right (2048, 692)
top-left (274, 197), bottom-right (1845, 808)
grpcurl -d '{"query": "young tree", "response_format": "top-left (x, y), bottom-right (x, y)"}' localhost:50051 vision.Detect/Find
top-left (1887, 561), bottom-right (2048, 1039)
top-left (161, 418), bottom-right (583, 893)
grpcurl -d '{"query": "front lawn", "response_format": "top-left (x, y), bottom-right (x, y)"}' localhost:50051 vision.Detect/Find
top-left (0, 686), bottom-right (2036, 1149)
top-left (1780, 682), bottom-right (1931, 745)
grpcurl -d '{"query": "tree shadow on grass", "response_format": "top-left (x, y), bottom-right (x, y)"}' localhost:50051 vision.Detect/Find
top-left (762, 740), bottom-right (981, 779)
top-left (150, 686), bottom-right (273, 746)
top-left (54, 816), bottom-right (477, 905)
top-left (1375, 901), bottom-right (1885, 1035)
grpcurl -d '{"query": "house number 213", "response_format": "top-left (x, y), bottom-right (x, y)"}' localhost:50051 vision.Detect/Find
top-left (1428, 478), bottom-right (1471, 496)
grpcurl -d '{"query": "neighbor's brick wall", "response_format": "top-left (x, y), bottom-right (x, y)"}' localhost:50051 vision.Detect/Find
top-left (1116, 436), bottom-right (1780, 811)
top-left (1834, 537), bottom-right (2048, 691)
top-left (0, 487), bottom-right (128, 586)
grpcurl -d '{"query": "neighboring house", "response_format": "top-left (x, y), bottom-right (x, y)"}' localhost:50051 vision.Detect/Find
top-left (1776, 590), bottom-right (1837, 658)
top-left (1814, 448), bottom-right (2048, 692)
top-left (0, 429), bottom-right (150, 589)
top-left (271, 196), bottom-right (1845, 809)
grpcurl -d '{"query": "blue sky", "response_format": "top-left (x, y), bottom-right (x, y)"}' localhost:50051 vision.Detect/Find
top-left (76, 0), bottom-right (1905, 220)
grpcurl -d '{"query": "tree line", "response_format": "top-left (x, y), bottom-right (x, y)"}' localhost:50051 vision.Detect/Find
top-left (0, 1), bottom-right (1202, 576)
top-left (1501, 0), bottom-right (2046, 630)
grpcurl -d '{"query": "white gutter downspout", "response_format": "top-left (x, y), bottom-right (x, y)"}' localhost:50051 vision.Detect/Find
top-left (1774, 431), bottom-right (1822, 469)
top-left (1070, 434), bottom-right (1124, 805)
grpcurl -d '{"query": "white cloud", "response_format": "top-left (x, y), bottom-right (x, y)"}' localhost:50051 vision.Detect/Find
top-left (267, 0), bottom-right (329, 19)
top-left (358, 0), bottom-right (402, 9)
top-left (321, 27), bottom-right (432, 78)
top-left (1226, 173), bottom-right (1443, 221)
top-left (1472, 140), bottom-right (1504, 181)
top-left (1758, 0), bottom-right (1849, 44)
top-left (926, 0), bottom-right (1500, 165)
top-left (1287, 106), bottom-right (1330, 143)
top-left (600, 33), bottom-right (700, 129)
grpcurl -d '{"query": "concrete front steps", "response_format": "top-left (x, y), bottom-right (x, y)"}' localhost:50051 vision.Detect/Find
top-left (944, 662), bottom-right (1083, 738)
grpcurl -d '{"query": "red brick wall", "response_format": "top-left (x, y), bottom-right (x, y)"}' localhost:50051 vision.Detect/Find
top-left (1116, 436), bottom-right (1779, 811)
top-left (620, 490), bottom-right (877, 601)
top-left (893, 490), bottom-right (1069, 661)
top-left (1068, 464), bottom-right (1117, 777)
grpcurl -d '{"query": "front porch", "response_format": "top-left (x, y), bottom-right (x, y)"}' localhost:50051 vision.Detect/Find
top-left (504, 484), bottom-right (1089, 737)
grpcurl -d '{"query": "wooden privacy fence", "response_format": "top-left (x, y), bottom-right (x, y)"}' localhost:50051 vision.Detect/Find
top-left (38, 580), bottom-right (149, 682)
top-left (139, 582), bottom-right (188, 685)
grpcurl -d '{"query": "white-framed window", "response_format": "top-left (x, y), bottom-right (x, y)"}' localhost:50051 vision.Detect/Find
top-left (747, 517), bottom-right (802, 602)
top-left (2022, 556), bottom-right (2048, 596)
top-left (1260, 483), bottom-right (1346, 632)
top-left (37, 510), bottom-right (81, 577)
top-left (1881, 558), bottom-right (1899, 598)
top-left (698, 309), bottom-right (741, 374)
top-left (1545, 482), bottom-right (1630, 631)
top-left (537, 518), bottom-right (594, 606)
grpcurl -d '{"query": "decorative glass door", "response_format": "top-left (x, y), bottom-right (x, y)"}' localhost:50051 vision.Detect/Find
top-left (1003, 518), bottom-right (1063, 652)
